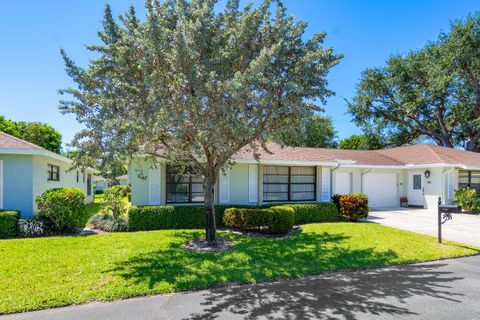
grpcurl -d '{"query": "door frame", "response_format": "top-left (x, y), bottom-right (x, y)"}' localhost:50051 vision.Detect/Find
top-left (408, 171), bottom-right (424, 207)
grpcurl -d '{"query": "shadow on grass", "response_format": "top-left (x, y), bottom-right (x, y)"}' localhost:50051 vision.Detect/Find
top-left (108, 229), bottom-right (465, 319)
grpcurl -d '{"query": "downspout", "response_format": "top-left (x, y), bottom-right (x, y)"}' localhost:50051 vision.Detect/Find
top-left (330, 163), bottom-right (341, 196)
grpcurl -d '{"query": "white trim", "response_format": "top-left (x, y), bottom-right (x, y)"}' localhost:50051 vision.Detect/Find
top-left (234, 159), bottom-right (340, 166)
top-left (148, 167), bottom-right (161, 205)
top-left (219, 168), bottom-right (230, 204)
top-left (248, 165), bottom-right (258, 203)
top-left (321, 167), bottom-right (331, 201)
top-left (0, 160), bottom-right (3, 209)
top-left (0, 148), bottom-right (99, 173)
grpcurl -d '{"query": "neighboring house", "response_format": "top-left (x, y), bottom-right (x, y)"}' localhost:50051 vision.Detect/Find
top-left (93, 175), bottom-right (109, 192)
top-left (116, 174), bottom-right (129, 186)
top-left (128, 142), bottom-right (480, 210)
top-left (0, 132), bottom-right (96, 217)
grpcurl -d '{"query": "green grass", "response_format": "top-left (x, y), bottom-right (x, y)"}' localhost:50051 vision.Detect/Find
top-left (0, 223), bottom-right (478, 314)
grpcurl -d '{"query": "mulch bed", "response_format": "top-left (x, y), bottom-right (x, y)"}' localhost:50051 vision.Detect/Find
top-left (183, 236), bottom-right (235, 253)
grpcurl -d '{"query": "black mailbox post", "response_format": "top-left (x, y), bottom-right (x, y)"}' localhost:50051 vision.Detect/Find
top-left (437, 197), bottom-right (460, 243)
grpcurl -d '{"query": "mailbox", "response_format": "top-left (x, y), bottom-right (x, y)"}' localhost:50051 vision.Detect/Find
top-left (438, 204), bottom-right (460, 214)
top-left (437, 197), bottom-right (458, 243)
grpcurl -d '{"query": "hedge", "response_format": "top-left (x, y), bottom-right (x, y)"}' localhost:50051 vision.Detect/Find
top-left (223, 205), bottom-right (295, 234)
top-left (332, 193), bottom-right (369, 221)
top-left (128, 202), bottom-right (340, 231)
top-left (128, 205), bottom-right (258, 231)
top-left (0, 210), bottom-right (20, 238)
top-left (269, 202), bottom-right (342, 224)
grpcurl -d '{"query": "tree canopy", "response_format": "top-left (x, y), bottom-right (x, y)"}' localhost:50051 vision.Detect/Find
top-left (348, 13), bottom-right (480, 151)
top-left (0, 115), bottom-right (62, 153)
top-left (60, 0), bottom-right (341, 245)
top-left (279, 114), bottom-right (338, 148)
top-left (338, 134), bottom-right (384, 150)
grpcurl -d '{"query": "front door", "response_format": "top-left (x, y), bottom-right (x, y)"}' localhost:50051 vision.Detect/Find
top-left (408, 172), bottom-right (424, 207)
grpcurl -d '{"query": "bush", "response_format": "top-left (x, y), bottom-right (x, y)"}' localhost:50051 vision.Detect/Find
top-left (0, 210), bottom-right (20, 238)
top-left (87, 213), bottom-right (128, 232)
top-left (128, 205), bottom-right (257, 231)
top-left (283, 202), bottom-right (341, 224)
top-left (107, 185), bottom-right (130, 197)
top-left (223, 205), bottom-right (294, 234)
top-left (102, 187), bottom-right (128, 218)
top-left (336, 193), bottom-right (369, 221)
top-left (454, 187), bottom-right (480, 213)
top-left (35, 188), bottom-right (86, 232)
top-left (18, 218), bottom-right (48, 238)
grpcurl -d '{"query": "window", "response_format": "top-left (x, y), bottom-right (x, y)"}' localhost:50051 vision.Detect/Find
top-left (413, 174), bottom-right (422, 190)
top-left (263, 166), bottom-right (316, 202)
top-left (87, 173), bottom-right (92, 196)
top-left (76, 171), bottom-right (79, 183)
top-left (83, 171), bottom-right (85, 183)
top-left (47, 164), bottom-right (60, 182)
top-left (166, 166), bottom-right (204, 203)
top-left (459, 170), bottom-right (480, 196)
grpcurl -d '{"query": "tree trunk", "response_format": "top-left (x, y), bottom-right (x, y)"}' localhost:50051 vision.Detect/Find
top-left (204, 176), bottom-right (217, 246)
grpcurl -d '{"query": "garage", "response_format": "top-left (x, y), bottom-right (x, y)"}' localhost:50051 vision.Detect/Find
top-left (362, 173), bottom-right (398, 208)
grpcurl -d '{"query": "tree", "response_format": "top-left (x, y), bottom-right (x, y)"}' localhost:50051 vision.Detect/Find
top-left (60, 0), bottom-right (341, 246)
top-left (0, 116), bottom-right (62, 153)
top-left (338, 134), bottom-right (383, 150)
top-left (348, 13), bottom-right (480, 151)
top-left (279, 114), bottom-right (338, 148)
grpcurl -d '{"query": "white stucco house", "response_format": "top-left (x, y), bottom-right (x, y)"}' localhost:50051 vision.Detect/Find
top-left (128, 142), bottom-right (480, 210)
top-left (115, 175), bottom-right (129, 186)
top-left (0, 132), bottom-right (97, 217)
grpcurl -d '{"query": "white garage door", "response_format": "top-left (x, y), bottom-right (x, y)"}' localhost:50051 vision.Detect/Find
top-left (362, 173), bottom-right (397, 208)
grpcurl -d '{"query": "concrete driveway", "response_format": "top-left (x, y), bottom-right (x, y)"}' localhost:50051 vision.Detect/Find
top-left (368, 208), bottom-right (480, 246)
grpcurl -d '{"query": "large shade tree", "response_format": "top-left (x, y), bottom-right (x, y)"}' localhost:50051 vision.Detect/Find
top-left (60, 0), bottom-right (341, 245)
top-left (279, 114), bottom-right (338, 148)
top-left (349, 13), bottom-right (480, 151)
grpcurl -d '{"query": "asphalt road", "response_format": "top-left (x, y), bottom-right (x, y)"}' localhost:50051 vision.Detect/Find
top-left (3, 255), bottom-right (480, 320)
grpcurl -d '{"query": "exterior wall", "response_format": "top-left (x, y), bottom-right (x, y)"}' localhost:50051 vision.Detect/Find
top-left (118, 179), bottom-right (129, 186)
top-left (0, 154), bottom-right (34, 217)
top-left (403, 167), bottom-right (453, 209)
top-left (129, 157), bottom-right (153, 206)
top-left (227, 164), bottom-right (250, 205)
top-left (94, 180), bottom-right (108, 192)
top-left (32, 155), bottom-right (94, 215)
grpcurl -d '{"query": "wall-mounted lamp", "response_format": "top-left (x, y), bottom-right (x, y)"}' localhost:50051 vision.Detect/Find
top-left (424, 170), bottom-right (431, 179)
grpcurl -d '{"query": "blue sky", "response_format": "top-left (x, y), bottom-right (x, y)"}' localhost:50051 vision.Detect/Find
top-left (0, 0), bottom-right (478, 148)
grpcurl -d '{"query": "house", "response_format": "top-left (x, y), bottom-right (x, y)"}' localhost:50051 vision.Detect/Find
top-left (115, 175), bottom-right (129, 186)
top-left (128, 142), bottom-right (480, 210)
top-left (93, 175), bottom-right (109, 192)
top-left (0, 132), bottom-right (96, 217)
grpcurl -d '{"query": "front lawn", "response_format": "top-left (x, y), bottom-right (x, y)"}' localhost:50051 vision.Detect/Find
top-left (0, 223), bottom-right (478, 314)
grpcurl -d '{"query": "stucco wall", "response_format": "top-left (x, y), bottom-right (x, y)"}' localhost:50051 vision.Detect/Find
top-left (129, 157), bottom-right (154, 206)
top-left (0, 155), bottom-right (34, 217)
top-left (32, 155), bottom-right (94, 215)
top-left (227, 164), bottom-right (250, 204)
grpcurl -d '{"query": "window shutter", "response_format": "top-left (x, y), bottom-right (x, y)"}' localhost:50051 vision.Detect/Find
top-left (447, 171), bottom-right (454, 199)
top-left (0, 160), bottom-right (3, 209)
top-left (149, 167), bottom-right (161, 205)
top-left (248, 165), bottom-right (258, 203)
top-left (321, 167), bottom-right (331, 201)
top-left (219, 168), bottom-right (230, 204)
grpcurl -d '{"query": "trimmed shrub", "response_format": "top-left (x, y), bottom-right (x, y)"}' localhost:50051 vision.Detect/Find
top-left (36, 188), bottom-right (86, 232)
top-left (286, 202), bottom-right (341, 224)
top-left (454, 187), bottom-right (480, 213)
top-left (223, 205), bottom-right (294, 234)
top-left (337, 193), bottom-right (369, 221)
top-left (18, 218), bottom-right (48, 238)
top-left (0, 210), bottom-right (20, 238)
top-left (88, 213), bottom-right (128, 232)
top-left (128, 205), bottom-right (257, 231)
top-left (102, 187), bottom-right (128, 218)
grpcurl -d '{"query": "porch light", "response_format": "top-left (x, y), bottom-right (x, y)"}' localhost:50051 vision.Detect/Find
top-left (424, 170), bottom-right (431, 179)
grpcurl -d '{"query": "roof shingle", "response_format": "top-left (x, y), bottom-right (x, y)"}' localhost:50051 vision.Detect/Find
top-left (0, 131), bottom-right (44, 150)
